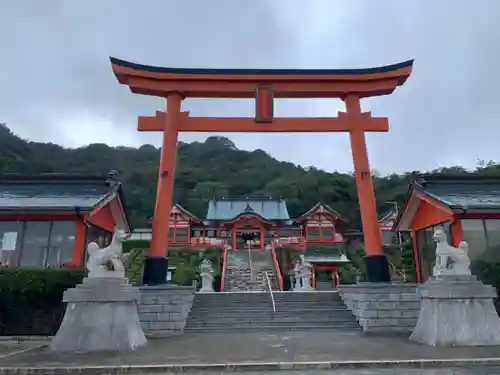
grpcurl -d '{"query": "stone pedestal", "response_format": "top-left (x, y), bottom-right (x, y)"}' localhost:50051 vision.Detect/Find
top-left (410, 275), bottom-right (500, 346)
top-left (50, 277), bottom-right (147, 352)
top-left (200, 272), bottom-right (214, 293)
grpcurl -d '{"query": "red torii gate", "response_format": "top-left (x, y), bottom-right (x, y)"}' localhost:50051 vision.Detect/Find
top-left (110, 57), bottom-right (413, 285)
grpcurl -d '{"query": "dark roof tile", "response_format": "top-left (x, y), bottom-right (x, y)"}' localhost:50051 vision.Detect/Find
top-left (0, 173), bottom-right (118, 211)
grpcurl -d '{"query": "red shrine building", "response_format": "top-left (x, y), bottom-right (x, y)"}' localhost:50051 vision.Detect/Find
top-left (146, 198), bottom-right (352, 251)
top-left (142, 197), bottom-right (354, 289)
top-left (0, 172), bottom-right (131, 268)
top-left (393, 174), bottom-right (500, 283)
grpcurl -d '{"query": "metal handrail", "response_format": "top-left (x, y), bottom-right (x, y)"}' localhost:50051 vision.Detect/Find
top-left (220, 245), bottom-right (229, 292)
top-left (265, 271), bottom-right (276, 313)
top-left (388, 259), bottom-right (407, 282)
top-left (247, 242), bottom-right (253, 281)
top-left (270, 242), bottom-right (284, 290)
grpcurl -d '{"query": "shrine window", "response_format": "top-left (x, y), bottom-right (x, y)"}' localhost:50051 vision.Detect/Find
top-left (461, 219), bottom-right (500, 262)
top-left (175, 227), bottom-right (190, 242)
top-left (0, 221), bottom-right (23, 267)
top-left (12, 220), bottom-right (78, 269)
top-left (45, 221), bottom-right (76, 267)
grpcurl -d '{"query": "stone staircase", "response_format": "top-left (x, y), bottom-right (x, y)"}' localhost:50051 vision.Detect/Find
top-left (224, 247), bottom-right (279, 291)
top-left (184, 291), bottom-right (361, 333)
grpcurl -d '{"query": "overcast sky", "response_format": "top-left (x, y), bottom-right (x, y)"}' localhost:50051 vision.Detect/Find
top-left (1, 0), bottom-right (499, 175)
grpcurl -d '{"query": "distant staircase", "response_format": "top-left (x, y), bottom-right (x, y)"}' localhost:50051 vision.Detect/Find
top-left (184, 291), bottom-right (361, 333)
top-left (224, 247), bottom-right (279, 291)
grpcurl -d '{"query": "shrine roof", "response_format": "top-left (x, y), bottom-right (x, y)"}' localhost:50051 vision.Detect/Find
top-left (304, 247), bottom-right (351, 264)
top-left (206, 197), bottom-right (290, 221)
top-left (0, 172), bottom-right (124, 212)
top-left (393, 174), bottom-right (500, 231)
top-left (295, 202), bottom-right (348, 223)
top-left (110, 57), bottom-right (413, 77)
top-left (414, 174), bottom-right (500, 210)
top-left (147, 204), bottom-right (201, 225)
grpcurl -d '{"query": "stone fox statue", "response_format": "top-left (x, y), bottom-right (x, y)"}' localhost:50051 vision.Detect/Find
top-left (432, 226), bottom-right (471, 276)
top-left (86, 229), bottom-right (131, 278)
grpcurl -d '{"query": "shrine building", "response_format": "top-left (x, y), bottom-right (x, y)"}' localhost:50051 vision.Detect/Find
top-left (146, 198), bottom-right (352, 251)
top-left (0, 172), bottom-right (131, 268)
top-left (143, 197), bottom-right (354, 289)
top-left (392, 174), bottom-right (500, 282)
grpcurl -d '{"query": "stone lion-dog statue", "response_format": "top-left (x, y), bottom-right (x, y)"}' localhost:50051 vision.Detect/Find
top-left (432, 226), bottom-right (471, 276)
top-left (86, 229), bottom-right (131, 278)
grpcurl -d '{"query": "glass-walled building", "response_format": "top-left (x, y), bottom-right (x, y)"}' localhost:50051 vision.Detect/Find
top-left (0, 172), bottom-right (130, 269)
top-left (393, 174), bottom-right (500, 282)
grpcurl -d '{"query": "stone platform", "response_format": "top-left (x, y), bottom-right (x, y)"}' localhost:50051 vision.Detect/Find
top-left (50, 277), bottom-right (146, 352)
top-left (2, 331), bottom-right (500, 374)
top-left (410, 275), bottom-right (500, 346)
top-left (339, 282), bottom-right (421, 333)
top-left (137, 285), bottom-right (195, 337)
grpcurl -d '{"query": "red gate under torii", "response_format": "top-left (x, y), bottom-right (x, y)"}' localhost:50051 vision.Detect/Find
top-left (110, 57), bottom-right (413, 285)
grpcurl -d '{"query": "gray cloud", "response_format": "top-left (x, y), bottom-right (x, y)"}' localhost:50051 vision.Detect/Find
top-left (1, 0), bottom-right (499, 174)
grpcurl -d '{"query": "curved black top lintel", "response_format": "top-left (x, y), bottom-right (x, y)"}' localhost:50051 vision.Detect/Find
top-left (110, 57), bottom-right (414, 76)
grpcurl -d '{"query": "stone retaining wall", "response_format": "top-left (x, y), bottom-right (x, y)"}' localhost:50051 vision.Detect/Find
top-left (339, 283), bottom-right (421, 333)
top-left (137, 285), bottom-right (195, 338)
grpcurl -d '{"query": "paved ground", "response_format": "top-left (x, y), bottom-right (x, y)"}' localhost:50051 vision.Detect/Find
top-left (138, 369), bottom-right (500, 375)
top-left (1, 331), bottom-right (500, 370)
top-left (0, 342), bottom-right (41, 356)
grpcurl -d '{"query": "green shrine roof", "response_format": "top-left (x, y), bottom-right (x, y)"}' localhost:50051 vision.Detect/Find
top-left (206, 197), bottom-right (290, 221)
top-left (304, 247), bottom-right (351, 264)
top-left (0, 172), bottom-right (122, 212)
top-left (415, 174), bottom-right (500, 210)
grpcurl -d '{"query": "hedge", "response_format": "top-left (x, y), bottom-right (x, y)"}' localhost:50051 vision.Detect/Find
top-left (0, 268), bottom-right (84, 335)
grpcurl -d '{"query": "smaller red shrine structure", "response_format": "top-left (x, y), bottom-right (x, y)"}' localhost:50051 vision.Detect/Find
top-left (393, 174), bottom-right (500, 282)
top-left (0, 172), bottom-right (130, 268)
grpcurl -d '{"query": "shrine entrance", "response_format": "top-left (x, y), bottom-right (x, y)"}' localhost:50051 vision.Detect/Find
top-left (110, 57), bottom-right (414, 285)
top-left (224, 213), bottom-right (272, 250)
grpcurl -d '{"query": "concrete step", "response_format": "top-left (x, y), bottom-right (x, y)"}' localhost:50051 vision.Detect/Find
top-left (191, 306), bottom-right (351, 317)
top-left (186, 317), bottom-right (360, 325)
top-left (184, 323), bottom-right (362, 333)
top-left (186, 323), bottom-right (361, 331)
top-left (191, 305), bottom-right (347, 311)
top-left (185, 290), bottom-right (361, 333)
top-left (192, 300), bottom-right (344, 306)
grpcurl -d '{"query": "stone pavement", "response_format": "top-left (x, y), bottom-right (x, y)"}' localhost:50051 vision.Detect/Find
top-left (1, 331), bottom-right (500, 374)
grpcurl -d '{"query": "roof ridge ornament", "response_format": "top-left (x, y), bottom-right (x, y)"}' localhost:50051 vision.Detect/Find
top-left (244, 203), bottom-right (255, 212)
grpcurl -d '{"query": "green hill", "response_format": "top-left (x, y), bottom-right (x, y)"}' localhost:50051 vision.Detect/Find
top-left (1, 122), bottom-right (499, 229)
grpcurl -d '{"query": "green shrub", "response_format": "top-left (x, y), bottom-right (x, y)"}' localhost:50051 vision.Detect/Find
top-left (338, 264), bottom-right (359, 284)
top-left (0, 268), bottom-right (84, 335)
top-left (173, 264), bottom-right (198, 286)
top-left (471, 260), bottom-right (500, 315)
top-left (122, 240), bottom-right (150, 253)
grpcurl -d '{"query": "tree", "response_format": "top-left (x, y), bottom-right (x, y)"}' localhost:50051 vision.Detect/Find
top-left (1, 123), bottom-right (499, 231)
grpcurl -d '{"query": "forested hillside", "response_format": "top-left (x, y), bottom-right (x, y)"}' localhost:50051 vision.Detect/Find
top-left (1, 123), bottom-right (499, 229)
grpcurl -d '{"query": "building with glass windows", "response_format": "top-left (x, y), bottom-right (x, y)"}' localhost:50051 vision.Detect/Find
top-left (393, 174), bottom-right (500, 282)
top-left (0, 172), bottom-right (130, 268)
